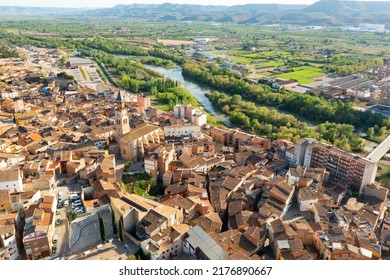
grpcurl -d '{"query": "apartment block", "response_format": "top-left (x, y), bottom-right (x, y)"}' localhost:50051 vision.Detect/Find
top-left (292, 139), bottom-right (376, 195)
top-left (380, 82), bottom-right (390, 107)
top-left (173, 104), bottom-right (207, 126)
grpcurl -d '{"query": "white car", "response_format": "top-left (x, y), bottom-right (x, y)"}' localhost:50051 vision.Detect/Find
top-left (64, 200), bottom-right (69, 207)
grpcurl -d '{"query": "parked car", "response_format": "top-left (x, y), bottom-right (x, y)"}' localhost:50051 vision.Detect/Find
top-left (55, 218), bottom-right (62, 225)
top-left (64, 200), bottom-right (69, 207)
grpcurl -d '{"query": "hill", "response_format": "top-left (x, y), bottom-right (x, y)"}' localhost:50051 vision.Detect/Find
top-left (0, 2), bottom-right (389, 26)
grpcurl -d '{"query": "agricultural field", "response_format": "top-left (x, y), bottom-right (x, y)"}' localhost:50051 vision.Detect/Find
top-left (276, 66), bottom-right (325, 84)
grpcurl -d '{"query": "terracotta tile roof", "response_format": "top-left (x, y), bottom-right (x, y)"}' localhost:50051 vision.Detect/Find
top-left (0, 168), bottom-right (20, 183)
top-left (42, 195), bottom-right (54, 203)
top-left (28, 132), bottom-right (42, 141)
top-left (162, 195), bottom-right (195, 211)
top-left (0, 213), bottom-right (17, 225)
top-left (0, 190), bottom-right (10, 205)
top-left (0, 224), bottom-right (14, 236)
top-left (120, 124), bottom-right (161, 142)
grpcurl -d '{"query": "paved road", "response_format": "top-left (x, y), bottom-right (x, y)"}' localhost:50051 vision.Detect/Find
top-left (54, 217), bottom-right (70, 257)
top-left (50, 184), bottom-right (83, 258)
top-left (366, 134), bottom-right (390, 162)
top-left (115, 158), bottom-right (125, 182)
top-left (283, 196), bottom-right (313, 223)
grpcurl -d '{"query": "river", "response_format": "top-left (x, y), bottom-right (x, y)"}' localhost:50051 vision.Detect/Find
top-left (144, 64), bottom-right (317, 128)
top-left (144, 64), bottom-right (232, 126)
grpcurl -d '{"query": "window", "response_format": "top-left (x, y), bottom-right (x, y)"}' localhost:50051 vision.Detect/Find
top-left (123, 149), bottom-right (126, 155)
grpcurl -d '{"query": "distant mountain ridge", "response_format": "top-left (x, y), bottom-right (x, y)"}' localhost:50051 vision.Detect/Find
top-left (304, 0), bottom-right (390, 13)
top-left (0, 6), bottom-right (89, 16)
top-left (0, 1), bottom-right (389, 26)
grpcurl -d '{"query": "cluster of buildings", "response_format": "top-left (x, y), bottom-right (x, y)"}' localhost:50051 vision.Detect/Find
top-left (0, 46), bottom-right (389, 261)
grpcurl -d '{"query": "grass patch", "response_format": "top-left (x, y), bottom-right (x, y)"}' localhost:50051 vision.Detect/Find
top-left (363, 134), bottom-right (388, 144)
top-left (206, 112), bottom-right (228, 128)
top-left (277, 68), bottom-right (325, 84)
top-left (376, 166), bottom-right (390, 195)
top-left (157, 104), bottom-right (170, 111)
top-left (133, 185), bottom-right (149, 196)
top-left (230, 55), bottom-right (254, 64)
top-left (122, 173), bottom-right (160, 197)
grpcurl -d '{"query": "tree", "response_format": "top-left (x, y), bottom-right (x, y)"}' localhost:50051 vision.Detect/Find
top-left (231, 94), bottom-right (242, 105)
top-left (124, 161), bottom-right (131, 172)
top-left (263, 124), bottom-right (273, 134)
top-left (66, 210), bottom-right (77, 223)
top-left (119, 218), bottom-right (125, 242)
top-left (379, 126), bottom-right (387, 137)
top-left (367, 127), bottom-right (375, 138)
top-left (250, 119), bottom-right (261, 131)
top-left (222, 105), bottom-right (230, 113)
top-left (98, 213), bottom-right (107, 243)
top-left (111, 206), bottom-right (118, 235)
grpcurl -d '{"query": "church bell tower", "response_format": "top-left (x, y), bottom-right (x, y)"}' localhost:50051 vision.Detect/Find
top-left (115, 91), bottom-right (130, 141)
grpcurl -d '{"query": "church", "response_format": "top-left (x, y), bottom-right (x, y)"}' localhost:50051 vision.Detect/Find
top-left (115, 91), bottom-right (163, 162)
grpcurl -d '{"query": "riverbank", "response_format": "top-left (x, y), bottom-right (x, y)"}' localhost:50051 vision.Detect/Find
top-left (143, 64), bottom-right (232, 127)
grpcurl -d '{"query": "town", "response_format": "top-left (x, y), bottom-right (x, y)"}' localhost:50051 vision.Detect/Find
top-left (0, 42), bottom-right (389, 261)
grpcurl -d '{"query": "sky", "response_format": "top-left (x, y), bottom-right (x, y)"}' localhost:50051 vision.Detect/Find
top-left (0, 0), bottom-right (386, 8)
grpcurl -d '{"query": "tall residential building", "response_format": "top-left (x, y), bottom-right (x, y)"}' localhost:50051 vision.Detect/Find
top-left (288, 138), bottom-right (316, 167)
top-left (191, 111), bottom-right (207, 127)
top-left (380, 82), bottom-right (390, 107)
top-left (174, 104), bottom-right (207, 126)
top-left (115, 91), bottom-right (130, 141)
top-left (137, 94), bottom-right (151, 109)
top-left (292, 139), bottom-right (377, 195)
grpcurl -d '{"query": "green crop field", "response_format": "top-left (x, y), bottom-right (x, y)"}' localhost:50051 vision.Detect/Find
top-left (277, 68), bottom-right (325, 84)
top-left (230, 55), bottom-right (254, 64)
